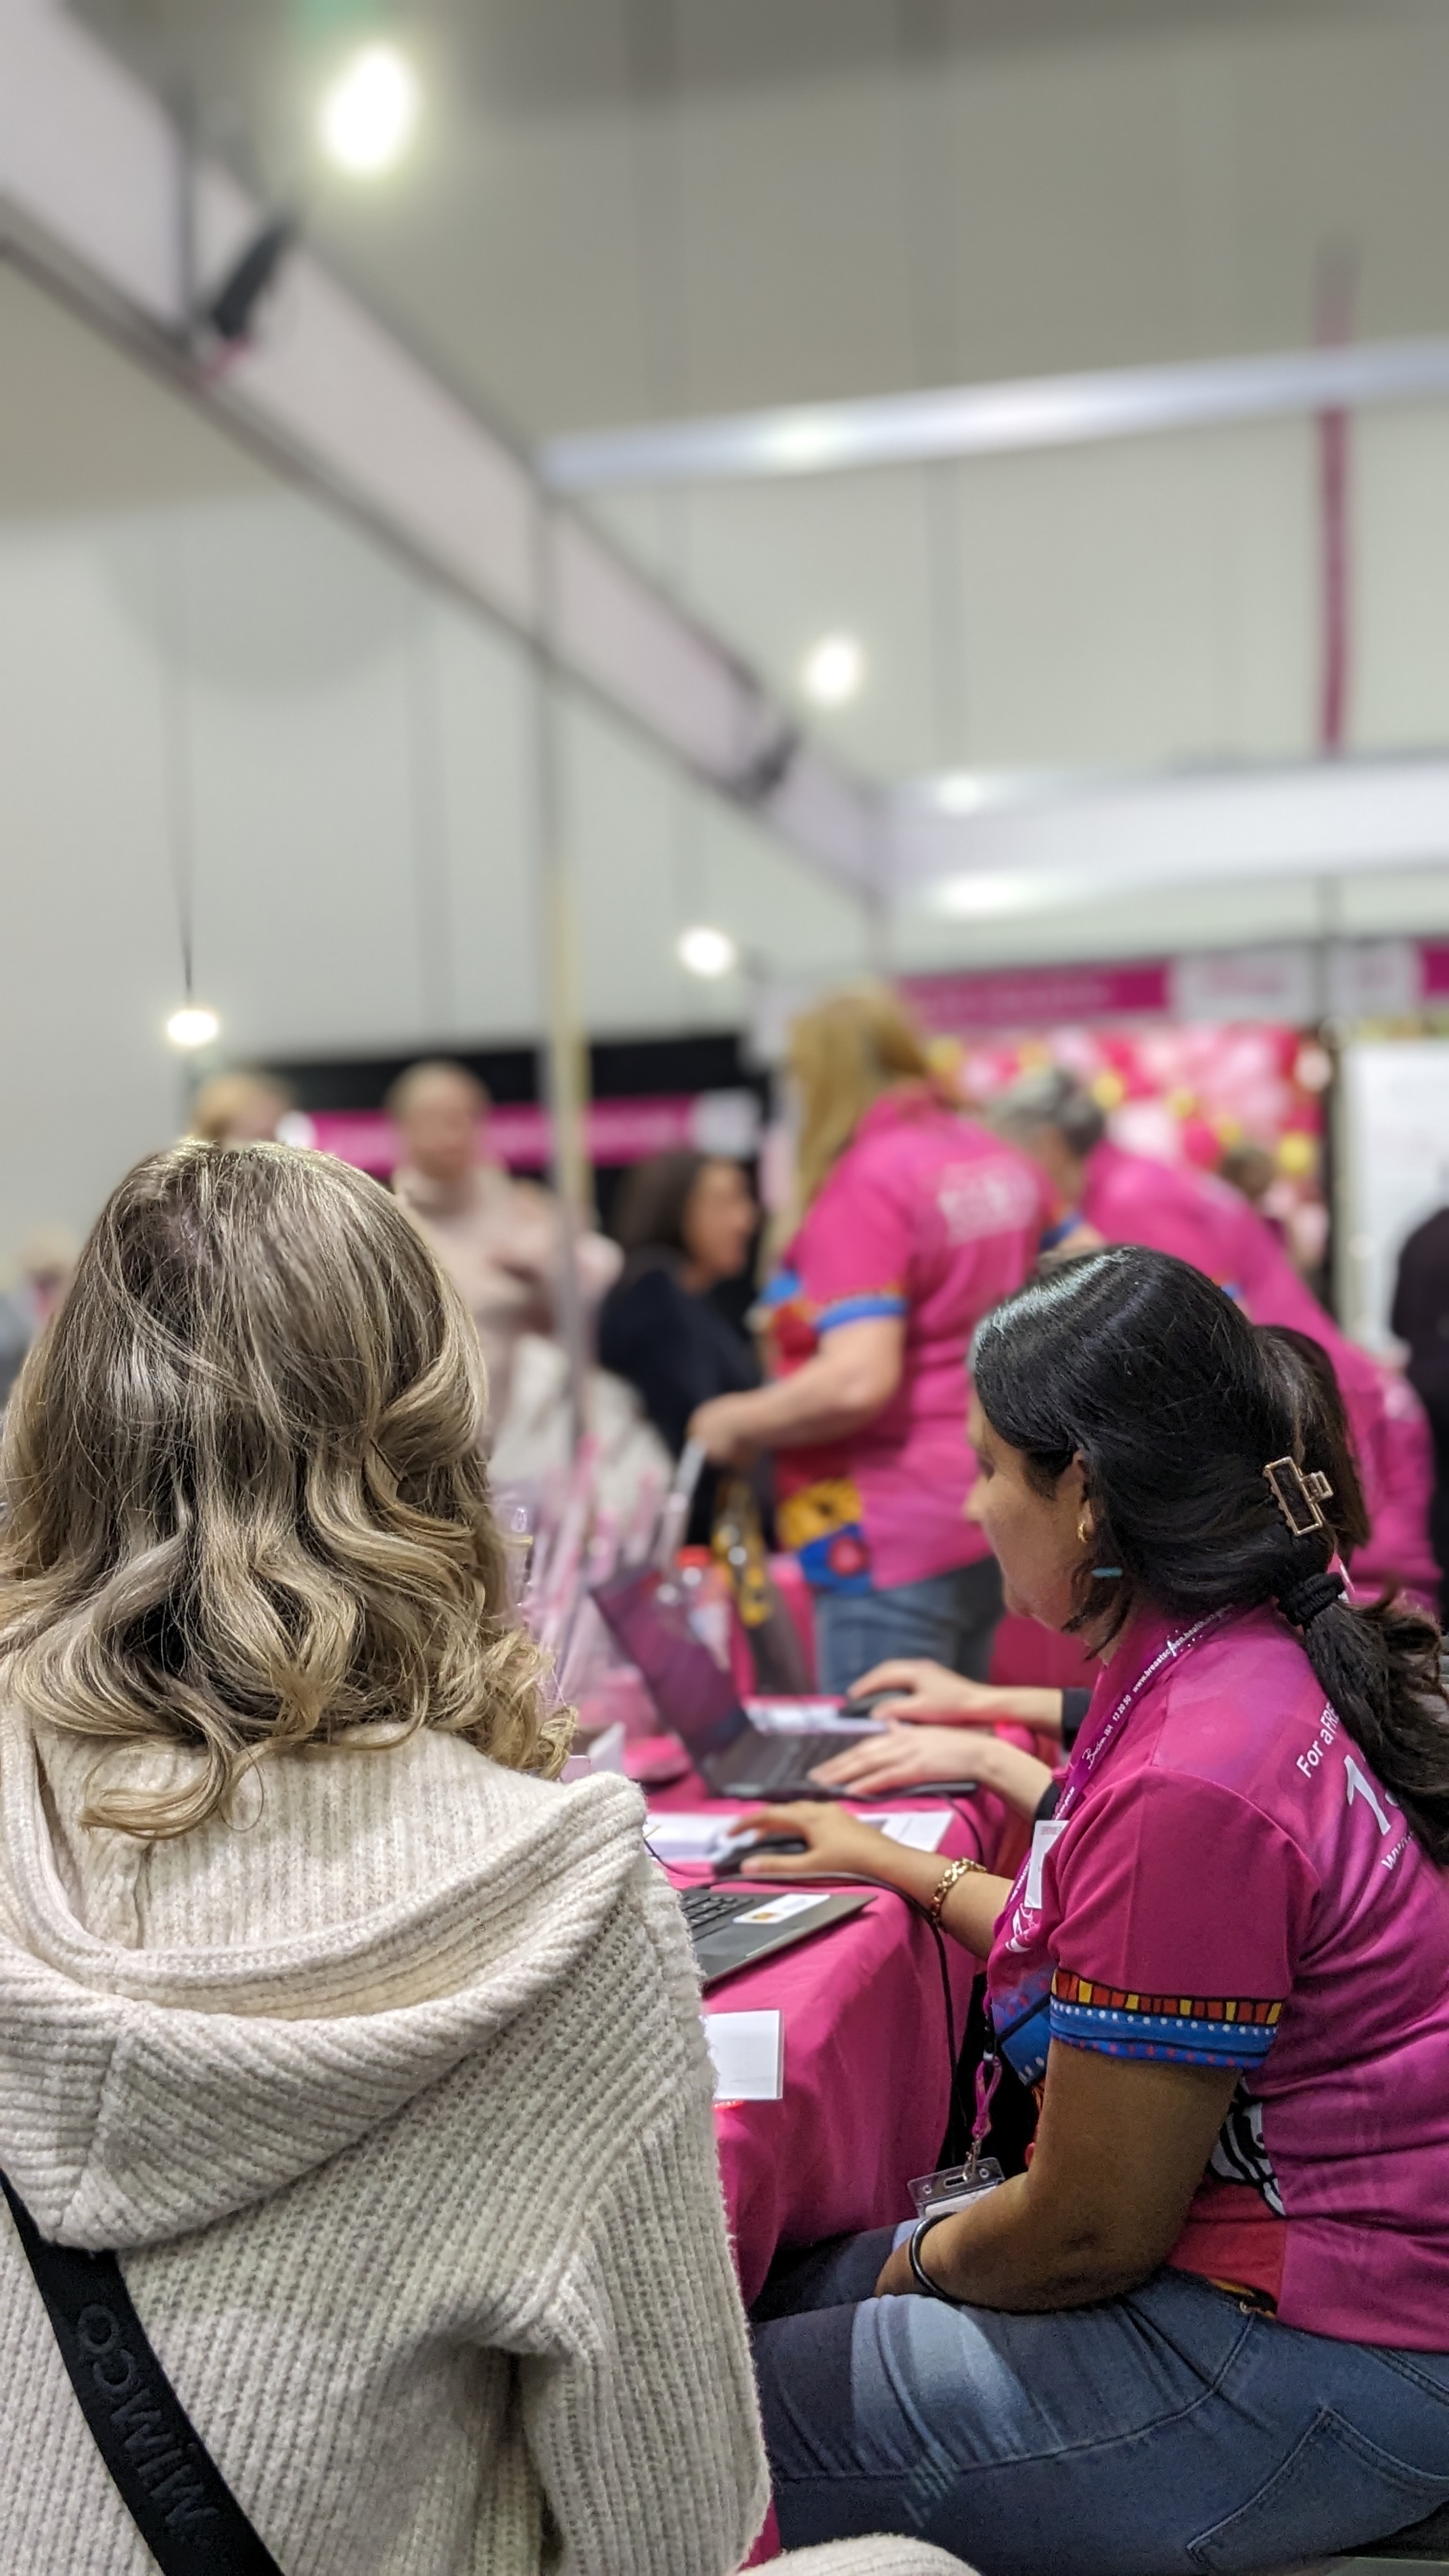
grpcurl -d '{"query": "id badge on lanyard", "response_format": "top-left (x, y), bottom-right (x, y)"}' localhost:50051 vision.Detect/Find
top-left (908, 2023), bottom-right (1008, 2216)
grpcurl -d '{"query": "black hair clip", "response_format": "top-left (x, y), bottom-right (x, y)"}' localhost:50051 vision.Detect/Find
top-left (1263, 1456), bottom-right (1333, 1539)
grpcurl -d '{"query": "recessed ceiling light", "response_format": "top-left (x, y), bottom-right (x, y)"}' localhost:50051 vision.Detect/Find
top-left (166, 1005), bottom-right (220, 1050)
top-left (319, 43), bottom-right (420, 176)
top-left (677, 925), bottom-right (738, 979)
top-left (801, 632), bottom-right (865, 707)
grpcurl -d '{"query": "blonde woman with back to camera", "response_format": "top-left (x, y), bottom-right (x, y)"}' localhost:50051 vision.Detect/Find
top-left (0, 1142), bottom-right (766, 2576)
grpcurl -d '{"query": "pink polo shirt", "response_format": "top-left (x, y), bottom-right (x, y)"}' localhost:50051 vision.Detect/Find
top-left (988, 1603), bottom-right (1449, 2349)
top-left (762, 1089), bottom-right (1047, 1593)
top-left (1082, 1141), bottom-right (1417, 1588)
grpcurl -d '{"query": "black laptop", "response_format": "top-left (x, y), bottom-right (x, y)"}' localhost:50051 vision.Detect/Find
top-left (679, 1881), bottom-right (873, 1987)
top-left (592, 1564), bottom-right (981, 1800)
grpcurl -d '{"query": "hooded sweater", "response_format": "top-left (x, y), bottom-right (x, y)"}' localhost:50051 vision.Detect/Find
top-left (0, 1711), bottom-right (767, 2575)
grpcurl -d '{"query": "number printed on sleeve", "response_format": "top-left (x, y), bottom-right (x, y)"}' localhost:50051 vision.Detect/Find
top-left (1345, 1752), bottom-right (1395, 1837)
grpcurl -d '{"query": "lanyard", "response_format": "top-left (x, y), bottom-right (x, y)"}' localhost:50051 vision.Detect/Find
top-left (1054, 1606), bottom-right (1236, 1825)
top-left (972, 1606), bottom-right (1239, 2176)
top-left (999, 1605), bottom-right (1239, 1939)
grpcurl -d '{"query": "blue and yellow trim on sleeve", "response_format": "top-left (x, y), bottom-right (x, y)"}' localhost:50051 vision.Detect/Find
top-left (815, 1289), bottom-right (908, 1331)
top-left (1050, 1971), bottom-right (1283, 2071)
top-left (1038, 1213), bottom-right (1080, 1252)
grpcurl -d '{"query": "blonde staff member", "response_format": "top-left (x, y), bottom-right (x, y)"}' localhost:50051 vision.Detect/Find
top-left (690, 988), bottom-right (1050, 1696)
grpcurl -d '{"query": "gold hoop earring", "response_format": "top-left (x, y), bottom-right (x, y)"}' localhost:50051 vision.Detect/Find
top-left (1077, 1515), bottom-right (1092, 1547)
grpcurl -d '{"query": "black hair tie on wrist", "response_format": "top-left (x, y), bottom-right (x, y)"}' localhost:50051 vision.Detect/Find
top-left (1278, 1569), bottom-right (1346, 1630)
top-left (908, 2212), bottom-right (970, 2307)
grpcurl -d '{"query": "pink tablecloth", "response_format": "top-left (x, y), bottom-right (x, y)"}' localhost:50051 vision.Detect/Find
top-left (649, 1770), bottom-right (993, 2307)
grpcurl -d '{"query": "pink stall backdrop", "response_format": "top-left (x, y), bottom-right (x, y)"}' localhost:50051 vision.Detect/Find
top-left (302, 1096), bottom-right (712, 1176)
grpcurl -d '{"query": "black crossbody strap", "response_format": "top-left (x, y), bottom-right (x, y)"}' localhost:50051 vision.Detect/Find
top-left (1, 2168), bottom-right (284, 2575)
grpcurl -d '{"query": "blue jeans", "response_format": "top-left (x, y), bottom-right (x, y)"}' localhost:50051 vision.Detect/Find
top-left (812, 1559), bottom-right (1004, 1698)
top-left (753, 2231), bottom-right (1449, 2574)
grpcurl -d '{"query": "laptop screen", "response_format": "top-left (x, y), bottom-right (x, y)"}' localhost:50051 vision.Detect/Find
top-left (591, 1568), bottom-right (749, 1760)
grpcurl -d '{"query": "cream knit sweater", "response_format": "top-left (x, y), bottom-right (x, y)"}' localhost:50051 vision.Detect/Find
top-left (0, 1710), bottom-right (768, 2575)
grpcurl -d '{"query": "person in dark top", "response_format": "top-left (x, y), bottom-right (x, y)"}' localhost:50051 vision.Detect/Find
top-left (599, 1151), bottom-right (760, 1541)
top-left (1392, 1206), bottom-right (1449, 1610)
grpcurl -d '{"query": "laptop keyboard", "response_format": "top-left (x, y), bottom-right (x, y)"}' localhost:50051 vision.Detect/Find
top-left (678, 1883), bottom-right (767, 1955)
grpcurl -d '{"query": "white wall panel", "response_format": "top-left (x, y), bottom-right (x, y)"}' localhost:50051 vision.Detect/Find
top-left (599, 420), bottom-right (1317, 776)
top-left (0, 519), bottom-right (187, 1249)
top-left (954, 422), bottom-right (1316, 769)
top-left (565, 699), bottom-right (871, 1034)
top-left (430, 602), bottom-right (544, 1040)
top-left (1355, 408), bottom-right (1449, 751)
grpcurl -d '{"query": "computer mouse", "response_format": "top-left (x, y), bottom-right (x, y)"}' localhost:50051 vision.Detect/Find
top-left (715, 1833), bottom-right (811, 1875)
top-left (838, 1690), bottom-right (895, 1721)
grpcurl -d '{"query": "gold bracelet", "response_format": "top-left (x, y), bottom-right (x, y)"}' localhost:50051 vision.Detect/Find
top-left (928, 1855), bottom-right (986, 1925)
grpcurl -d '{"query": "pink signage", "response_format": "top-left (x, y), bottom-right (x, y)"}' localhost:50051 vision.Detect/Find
top-left (1418, 944), bottom-right (1449, 1000)
top-left (901, 960), bottom-right (1170, 1038)
top-left (308, 1095), bottom-right (701, 1176)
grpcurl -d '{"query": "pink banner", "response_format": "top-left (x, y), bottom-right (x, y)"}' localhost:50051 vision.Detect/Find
top-left (901, 960), bottom-right (1170, 1038)
top-left (1418, 944), bottom-right (1449, 1000)
top-left (308, 1096), bottom-right (701, 1176)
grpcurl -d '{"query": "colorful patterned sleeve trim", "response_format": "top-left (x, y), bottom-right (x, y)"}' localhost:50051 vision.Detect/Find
top-left (815, 1289), bottom-right (908, 1331)
top-left (1050, 1970), bottom-right (1283, 2071)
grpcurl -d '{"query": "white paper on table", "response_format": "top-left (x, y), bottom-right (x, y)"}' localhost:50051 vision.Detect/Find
top-left (703, 2009), bottom-right (784, 2102)
top-left (647, 1807), bottom-right (953, 1864)
top-left (859, 1809), bottom-right (953, 1853)
top-left (744, 1698), bottom-right (885, 1737)
top-left (644, 1811), bottom-right (735, 1865)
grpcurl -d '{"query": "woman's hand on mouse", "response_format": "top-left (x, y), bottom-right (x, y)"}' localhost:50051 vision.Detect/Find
top-left (724, 1803), bottom-right (902, 1881)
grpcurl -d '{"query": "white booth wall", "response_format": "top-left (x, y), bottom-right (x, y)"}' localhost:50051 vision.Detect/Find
top-left (0, 273), bottom-right (868, 1257)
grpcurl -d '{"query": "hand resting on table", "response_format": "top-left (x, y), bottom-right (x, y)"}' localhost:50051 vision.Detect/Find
top-left (809, 1723), bottom-right (1055, 1817)
top-left (850, 1659), bottom-right (1066, 1738)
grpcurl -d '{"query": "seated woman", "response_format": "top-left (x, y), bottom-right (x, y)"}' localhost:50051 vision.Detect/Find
top-left (0, 1142), bottom-right (765, 2576)
top-left (737, 1246), bottom-right (1449, 2575)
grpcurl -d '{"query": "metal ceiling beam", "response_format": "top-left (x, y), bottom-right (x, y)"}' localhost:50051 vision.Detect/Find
top-left (0, 1), bottom-right (878, 901)
top-left (888, 756), bottom-right (1449, 919)
top-left (541, 340), bottom-right (1449, 491)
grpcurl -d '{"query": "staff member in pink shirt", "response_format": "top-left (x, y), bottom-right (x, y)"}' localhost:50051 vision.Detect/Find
top-left (690, 988), bottom-right (1050, 1694)
top-left (993, 1066), bottom-right (1435, 1598)
top-left (740, 1246), bottom-right (1449, 2572)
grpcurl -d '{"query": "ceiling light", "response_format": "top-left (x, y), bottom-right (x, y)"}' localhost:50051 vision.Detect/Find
top-left (166, 1005), bottom-right (220, 1050)
top-left (801, 632), bottom-right (865, 707)
top-left (929, 872), bottom-right (1064, 921)
top-left (677, 925), bottom-right (738, 979)
top-left (319, 43), bottom-right (420, 176)
top-left (932, 772), bottom-right (992, 816)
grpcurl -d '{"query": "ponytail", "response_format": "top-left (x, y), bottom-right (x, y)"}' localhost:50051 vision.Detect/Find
top-left (1256, 1324), bottom-right (1449, 1862)
top-left (1287, 1578), bottom-right (1449, 1862)
top-left (972, 1248), bottom-right (1449, 1866)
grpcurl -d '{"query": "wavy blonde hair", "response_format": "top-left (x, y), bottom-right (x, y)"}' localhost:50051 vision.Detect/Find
top-left (788, 983), bottom-right (934, 1214)
top-left (0, 1141), bottom-right (566, 1837)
